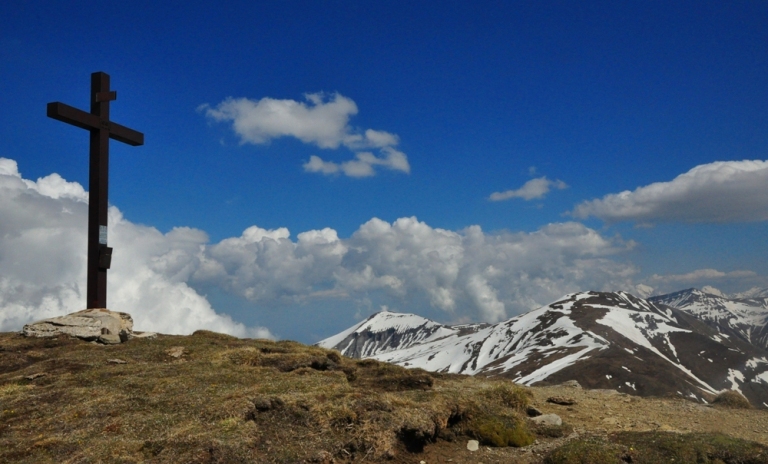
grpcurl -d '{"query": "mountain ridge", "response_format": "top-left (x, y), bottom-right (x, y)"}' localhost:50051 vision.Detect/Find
top-left (318, 290), bottom-right (768, 409)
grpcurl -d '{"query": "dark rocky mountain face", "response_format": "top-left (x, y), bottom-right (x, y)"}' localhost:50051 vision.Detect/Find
top-left (319, 291), bottom-right (768, 409)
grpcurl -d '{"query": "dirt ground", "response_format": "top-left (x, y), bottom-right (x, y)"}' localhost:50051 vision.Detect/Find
top-left (406, 383), bottom-right (768, 464)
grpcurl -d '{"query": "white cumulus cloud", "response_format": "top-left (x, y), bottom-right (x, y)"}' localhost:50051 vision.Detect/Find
top-left (191, 216), bottom-right (640, 323)
top-left (0, 158), bottom-right (273, 339)
top-left (303, 147), bottom-right (410, 178)
top-left (201, 92), bottom-right (410, 178)
top-left (571, 160), bottom-right (768, 223)
top-left (490, 177), bottom-right (568, 201)
top-left (13, 158), bottom-right (763, 335)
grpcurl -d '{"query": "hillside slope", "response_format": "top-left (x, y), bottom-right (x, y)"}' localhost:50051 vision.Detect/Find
top-left (2, 330), bottom-right (768, 464)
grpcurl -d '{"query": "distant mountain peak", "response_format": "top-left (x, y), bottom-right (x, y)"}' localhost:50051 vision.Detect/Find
top-left (733, 287), bottom-right (768, 300)
top-left (318, 311), bottom-right (459, 359)
top-left (650, 288), bottom-right (768, 351)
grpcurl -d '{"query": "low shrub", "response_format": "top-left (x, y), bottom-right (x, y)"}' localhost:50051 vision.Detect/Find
top-left (471, 415), bottom-right (535, 447)
top-left (224, 347), bottom-right (262, 366)
top-left (712, 390), bottom-right (752, 409)
top-left (191, 330), bottom-right (239, 341)
top-left (482, 382), bottom-right (532, 411)
top-left (355, 362), bottom-right (435, 391)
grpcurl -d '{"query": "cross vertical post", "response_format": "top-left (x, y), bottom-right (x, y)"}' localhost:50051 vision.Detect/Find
top-left (89, 72), bottom-right (111, 310)
top-left (47, 72), bottom-right (144, 309)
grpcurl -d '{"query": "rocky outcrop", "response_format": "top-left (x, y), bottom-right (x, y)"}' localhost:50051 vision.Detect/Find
top-left (22, 308), bottom-right (136, 344)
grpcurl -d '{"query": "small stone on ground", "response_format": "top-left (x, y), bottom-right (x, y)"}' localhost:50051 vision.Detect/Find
top-left (166, 346), bottom-right (185, 358)
top-left (531, 413), bottom-right (563, 426)
top-left (527, 405), bottom-right (543, 417)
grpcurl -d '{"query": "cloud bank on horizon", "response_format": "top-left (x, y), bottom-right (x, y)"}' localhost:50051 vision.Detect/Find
top-left (200, 93), bottom-right (410, 178)
top-left (2, 156), bottom-right (766, 339)
top-left (571, 160), bottom-right (768, 224)
top-left (194, 217), bottom-right (637, 323)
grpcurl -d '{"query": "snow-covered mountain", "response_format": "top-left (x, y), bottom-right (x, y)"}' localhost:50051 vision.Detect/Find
top-left (318, 291), bottom-right (768, 408)
top-left (732, 287), bottom-right (768, 300)
top-left (650, 288), bottom-right (768, 350)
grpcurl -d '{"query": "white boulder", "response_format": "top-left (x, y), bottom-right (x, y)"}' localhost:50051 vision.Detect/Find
top-left (23, 308), bottom-right (134, 344)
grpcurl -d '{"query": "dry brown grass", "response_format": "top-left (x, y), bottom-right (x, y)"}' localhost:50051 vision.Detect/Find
top-left (0, 330), bottom-right (537, 463)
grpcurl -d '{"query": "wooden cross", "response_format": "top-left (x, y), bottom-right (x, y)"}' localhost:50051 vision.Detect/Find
top-left (47, 72), bottom-right (144, 309)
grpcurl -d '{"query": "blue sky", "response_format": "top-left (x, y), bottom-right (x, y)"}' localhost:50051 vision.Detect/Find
top-left (1, 1), bottom-right (767, 342)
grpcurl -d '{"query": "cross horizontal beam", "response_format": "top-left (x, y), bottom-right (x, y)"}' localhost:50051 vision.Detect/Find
top-left (47, 102), bottom-right (144, 146)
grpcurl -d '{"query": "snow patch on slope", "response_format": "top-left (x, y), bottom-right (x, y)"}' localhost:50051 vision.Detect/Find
top-left (727, 369), bottom-right (745, 393)
top-left (339, 293), bottom-right (608, 383)
top-left (596, 307), bottom-right (717, 393)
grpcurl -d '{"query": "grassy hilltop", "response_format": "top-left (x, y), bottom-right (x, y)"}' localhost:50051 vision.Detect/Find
top-left (1, 331), bottom-right (767, 463)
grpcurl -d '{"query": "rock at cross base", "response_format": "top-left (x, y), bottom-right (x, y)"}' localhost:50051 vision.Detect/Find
top-left (22, 308), bottom-right (134, 344)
